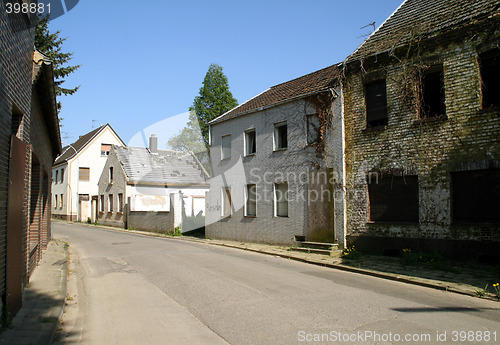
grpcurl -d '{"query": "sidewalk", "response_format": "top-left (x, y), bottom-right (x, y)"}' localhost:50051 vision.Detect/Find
top-left (0, 240), bottom-right (68, 345)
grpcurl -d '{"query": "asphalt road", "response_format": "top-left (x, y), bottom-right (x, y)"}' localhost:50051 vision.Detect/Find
top-left (53, 222), bottom-right (500, 345)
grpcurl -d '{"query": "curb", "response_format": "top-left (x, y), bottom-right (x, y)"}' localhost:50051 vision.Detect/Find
top-left (56, 220), bottom-right (498, 301)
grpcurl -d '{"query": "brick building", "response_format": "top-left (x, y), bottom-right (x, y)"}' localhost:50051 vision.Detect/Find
top-left (206, 65), bottom-right (346, 246)
top-left (0, 6), bottom-right (61, 323)
top-left (97, 135), bottom-right (209, 233)
top-left (342, 0), bottom-right (500, 258)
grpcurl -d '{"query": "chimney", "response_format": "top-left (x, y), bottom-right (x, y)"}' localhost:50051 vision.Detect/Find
top-left (149, 134), bottom-right (158, 154)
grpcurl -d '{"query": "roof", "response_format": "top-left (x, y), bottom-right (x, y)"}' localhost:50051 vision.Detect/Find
top-left (53, 124), bottom-right (124, 166)
top-left (32, 50), bottom-right (62, 155)
top-left (211, 64), bottom-right (340, 125)
top-left (114, 146), bottom-right (209, 186)
top-left (347, 0), bottom-right (500, 62)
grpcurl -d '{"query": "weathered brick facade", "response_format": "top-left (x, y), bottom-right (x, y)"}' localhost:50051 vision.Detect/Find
top-left (342, 7), bottom-right (500, 258)
top-left (0, 6), bottom-right (61, 323)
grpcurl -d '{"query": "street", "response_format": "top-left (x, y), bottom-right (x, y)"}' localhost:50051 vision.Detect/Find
top-left (53, 222), bottom-right (500, 345)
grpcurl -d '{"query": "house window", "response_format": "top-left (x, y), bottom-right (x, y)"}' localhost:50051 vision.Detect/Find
top-left (60, 168), bottom-right (64, 183)
top-left (118, 193), bottom-right (124, 212)
top-left (109, 167), bottom-right (114, 183)
top-left (245, 129), bottom-right (256, 156)
top-left (274, 122), bottom-right (287, 150)
top-left (60, 194), bottom-right (63, 208)
top-left (306, 114), bottom-right (321, 144)
top-left (365, 79), bottom-right (388, 128)
top-left (101, 144), bottom-right (111, 156)
top-left (54, 195), bottom-right (58, 209)
top-left (421, 65), bottom-right (445, 118)
top-left (108, 194), bottom-right (114, 213)
top-left (79, 167), bottom-right (90, 181)
top-left (55, 170), bottom-right (59, 184)
top-left (245, 184), bottom-right (257, 217)
top-left (221, 135), bottom-right (231, 160)
top-left (451, 169), bottom-right (500, 224)
top-left (367, 174), bottom-right (419, 223)
top-left (479, 48), bottom-right (500, 108)
top-left (100, 195), bottom-right (104, 212)
top-left (222, 187), bottom-right (232, 217)
top-left (274, 182), bottom-right (288, 217)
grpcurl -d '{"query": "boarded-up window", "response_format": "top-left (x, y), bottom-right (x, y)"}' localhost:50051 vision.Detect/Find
top-left (222, 187), bottom-right (232, 217)
top-left (365, 80), bottom-right (388, 128)
top-left (479, 49), bottom-right (500, 108)
top-left (368, 175), bottom-right (419, 222)
top-left (79, 167), bottom-right (90, 181)
top-left (274, 122), bottom-right (287, 150)
top-left (118, 193), bottom-right (123, 212)
top-left (108, 194), bottom-right (114, 212)
top-left (221, 135), bottom-right (231, 160)
top-left (452, 169), bottom-right (500, 224)
top-left (306, 114), bottom-right (321, 144)
top-left (245, 129), bottom-right (256, 155)
top-left (101, 144), bottom-right (111, 156)
top-left (245, 184), bottom-right (257, 217)
top-left (421, 66), bottom-right (445, 118)
top-left (100, 195), bottom-right (104, 212)
top-left (274, 182), bottom-right (288, 217)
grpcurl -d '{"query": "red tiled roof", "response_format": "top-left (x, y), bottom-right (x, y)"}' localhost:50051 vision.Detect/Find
top-left (347, 0), bottom-right (500, 62)
top-left (211, 64), bottom-right (340, 124)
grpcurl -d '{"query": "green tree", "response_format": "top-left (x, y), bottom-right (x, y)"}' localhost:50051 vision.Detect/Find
top-left (167, 110), bottom-right (205, 153)
top-left (35, 15), bottom-right (80, 112)
top-left (191, 64), bottom-right (238, 149)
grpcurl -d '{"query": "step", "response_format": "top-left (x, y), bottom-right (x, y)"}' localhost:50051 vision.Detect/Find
top-left (290, 247), bottom-right (336, 256)
top-left (299, 241), bottom-right (338, 251)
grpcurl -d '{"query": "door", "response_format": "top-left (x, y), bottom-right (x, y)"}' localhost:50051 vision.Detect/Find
top-left (307, 168), bottom-right (335, 243)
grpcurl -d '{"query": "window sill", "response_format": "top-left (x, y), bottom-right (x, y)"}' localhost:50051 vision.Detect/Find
top-left (273, 148), bottom-right (288, 152)
top-left (244, 215), bottom-right (257, 218)
top-left (413, 114), bottom-right (447, 124)
top-left (221, 157), bottom-right (231, 161)
top-left (362, 125), bottom-right (387, 133)
top-left (244, 153), bottom-right (256, 158)
top-left (274, 216), bottom-right (289, 218)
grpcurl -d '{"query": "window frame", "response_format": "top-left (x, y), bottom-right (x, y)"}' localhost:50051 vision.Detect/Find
top-left (364, 79), bottom-right (388, 129)
top-left (273, 122), bottom-right (288, 151)
top-left (221, 134), bottom-right (232, 160)
top-left (306, 113), bottom-right (321, 144)
top-left (99, 195), bottom-right (105, 212)
top-left (479, 48), bottom-right (500, 109)
top-left (420, 65), bottom-right (446, 119)
top-left (79, 167), bottom-right (90, 181)
top-left (108, 194), bottom-right (114, 213)
top-left (274, 182), bottom-right (289, 217)
top-left (221, 187), bottom-right (232, 217)
top-left (244, 129), bottom-right (256, 156)
top-left (244, 184), bottom-right (257, 217)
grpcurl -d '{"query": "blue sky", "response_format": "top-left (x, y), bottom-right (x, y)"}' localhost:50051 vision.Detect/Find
top-left (50, 0), bottom-right (403, 148)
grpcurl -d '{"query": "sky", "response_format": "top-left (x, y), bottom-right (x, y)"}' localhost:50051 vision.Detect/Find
top-left (49, 0), bottom-right (403, 148)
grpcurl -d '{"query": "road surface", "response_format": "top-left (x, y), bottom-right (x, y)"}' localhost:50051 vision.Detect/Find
top-left (53, 222), bottom-right (500, 344)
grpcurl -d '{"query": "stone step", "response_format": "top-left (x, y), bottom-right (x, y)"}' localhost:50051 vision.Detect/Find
top-left (289, 247), bottom-right (341, 257)
top-left (300, 241), bottom-right (338, 251)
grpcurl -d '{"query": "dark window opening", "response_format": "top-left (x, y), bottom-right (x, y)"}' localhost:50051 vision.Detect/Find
top-left (479, 49), bottom-right (500, 109)
top-left (368, 174), bottom-right (419, 223)
top-left (421, 66), bottom-right (445, 118)
top-left (451, 169), bottom-right (500, 224)
top-left (274, 123), bottom-right (287, 150)
top-left (245, 130), bottom-right (256, 155)
top-left (365, 80), bottom-right (388, 128)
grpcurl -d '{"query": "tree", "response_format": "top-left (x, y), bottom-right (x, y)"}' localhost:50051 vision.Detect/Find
top-left (191, 64), bottom-right (238, 149)
top-left (35, 14), bottom-right (80, 112)
top-left (167, 110), bottom-right (205, 153)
